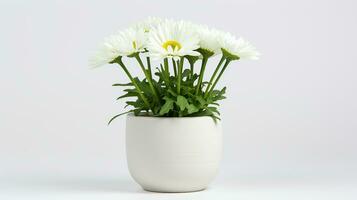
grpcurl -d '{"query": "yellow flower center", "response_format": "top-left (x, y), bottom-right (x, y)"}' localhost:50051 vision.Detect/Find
top-left (132, 41), bottom-right (137, 49)
top-left (162, 40), bottom-right (182, 51)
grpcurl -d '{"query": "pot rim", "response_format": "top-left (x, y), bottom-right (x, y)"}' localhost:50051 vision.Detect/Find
top-left (126, 113), bottom-right (218, 120)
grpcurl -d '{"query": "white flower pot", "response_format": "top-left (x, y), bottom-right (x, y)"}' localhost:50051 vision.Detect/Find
top-left (126, 114), bottom-right (222, 193)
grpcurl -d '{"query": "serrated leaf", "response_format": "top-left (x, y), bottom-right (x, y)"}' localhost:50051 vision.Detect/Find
top-left (212, 89), bottom-right (221, 95)
top-left (219, 87), bottom-right (226, 94)
top-left (195, 96), bottom-right (206, 106)
top-left (187, 104), bottom-right (199, 114)
top-left (207, 106), bottom-right (220, 115)
top-left (176, 95), bottom-right (188, 111)
top-left (214, 95), bottom-right (226, 101)
top-left (159, 97), bottom-right (174, 115)
top-left (126, 101), bottom-right (144, 108)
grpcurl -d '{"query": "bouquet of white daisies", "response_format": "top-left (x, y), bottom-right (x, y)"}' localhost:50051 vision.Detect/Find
top-left (90, 17), bottom-right (259, 124)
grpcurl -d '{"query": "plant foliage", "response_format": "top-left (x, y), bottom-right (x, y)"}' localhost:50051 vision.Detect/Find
top-left (90, 18), bottom-right (259, 124)
top-left (108, 52), bottom-right (234, 124)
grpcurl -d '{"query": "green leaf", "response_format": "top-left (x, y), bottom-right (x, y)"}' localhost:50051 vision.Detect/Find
top-left (108, 110), bottom-right (134, 125)
top-left (159, 97), bottom-right (174, 115)
top-left (126, 101), bottom-right (144, 108)
top-left (168, 88), bottom-right (177, 97)
top-left (182, 69), bottom-right (191, 78)
top-left (176, 95), bottom-right (189, 111)
top-left (152, 106), bottom-right (161, 116)
top-left (211, 90), bottom-right (221, 95)
top-left (187, 110), bottom-right (212, 117)
top-left (187, 104), bottom-right (199, 114)
top-left (195, 96), bottom-right (206, 106)
top-left (134, 108), bottom-right (143, 115)
top-left (214, 95), bottom-right (226, 101)
top-left (108, 60), bottom-right (226, 120)
top-left (207, 106), bottom-right (220, 115)
top-left (219, 87), bottom-right (226, 95)
top-left (116, 92), bottom-right (137, 100)
top-left (112, 83), bottom-right (133, 86)
top-left (123, 88), bottom-right (137, 93)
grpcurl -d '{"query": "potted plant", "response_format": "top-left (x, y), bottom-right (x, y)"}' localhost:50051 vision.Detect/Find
top-left (90, 17), bottom-right (259, 192)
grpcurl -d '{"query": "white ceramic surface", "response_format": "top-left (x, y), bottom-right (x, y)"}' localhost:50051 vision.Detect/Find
top-left (126, 114), bottom-right (222, 193)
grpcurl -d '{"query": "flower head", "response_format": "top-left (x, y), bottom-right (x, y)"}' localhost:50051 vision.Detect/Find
top-left (116, 27), bottom-right (147, 56)
top-left (133, 17), bottom-right (163, 33)
top-left (147, 20), bottom-right (200, 60)
top-left (90, 17), bottom-right (260, 67)
top-left (89, 27), bottom-right (147, 67)
top-left (218, 32), bottom-right (260, 60)
top-left (89, 35), bottom-right (122, 67)
top-left (196, 25), bottom-right (221, 56)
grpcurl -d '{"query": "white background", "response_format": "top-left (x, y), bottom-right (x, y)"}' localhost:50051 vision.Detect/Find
top-left (0, 0), bottom-right (356, 199)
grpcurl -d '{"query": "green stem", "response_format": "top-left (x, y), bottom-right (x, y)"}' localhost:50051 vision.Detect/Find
top-left (163, 58), bottom-right (170, 82)
top-left (160, 63), bottom-right (171, 89)
top-left (177, 57), bottom-right (184, 94)
top-left (204, 55), bottom-right (226, 97)
top-left (185, 56), bottom-right (198, 78)
top-left (164, 58), bottom-right (169, 74)
top-left (172, 58), bottom-right (177, 76)
top-left (135, 55), bottom-right (160, 104)
top-left (195, 57), bottom-right (208, 95)
top-left (207, 59), bottom-right (232, 96)
top-left (135, 55), bottom-right (147, 74)
top-left (190, 62), bottom-right (194, 79)
top-left (162, 58), bottom-right (172, 90)
top-left (115, 57), bottom-right (151, 109)
top-left (146, 57), bottom-right (152, 79)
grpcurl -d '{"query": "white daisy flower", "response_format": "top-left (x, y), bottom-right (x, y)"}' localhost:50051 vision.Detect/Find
top-left (218, 32), bottom-right (260, 60)
top-left (116, 27), bottom-right (147, 55)
top-left (89, 27), bottom-right (147, 67)
top-left (133, 16), bottom-right (163, 33)
top-left (196, 25), bottom-right (221, 56)
top-left (147, 20), bottom-right (200, 60)
top-left (89, 35), bottom-right (122, 67)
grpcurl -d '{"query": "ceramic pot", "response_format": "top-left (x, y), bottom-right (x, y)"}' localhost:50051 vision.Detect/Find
top-left (126, 114), bottom-right (222, 193)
